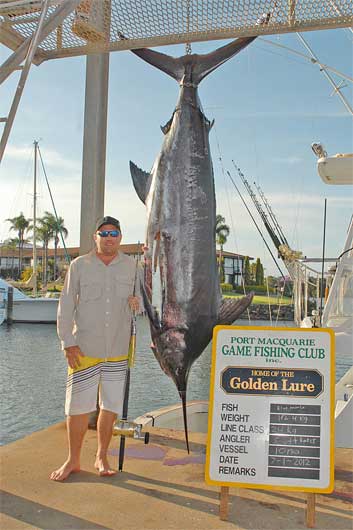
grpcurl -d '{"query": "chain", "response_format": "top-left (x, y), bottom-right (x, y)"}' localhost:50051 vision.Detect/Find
top-left (185, 0), bottom-right (192, 54)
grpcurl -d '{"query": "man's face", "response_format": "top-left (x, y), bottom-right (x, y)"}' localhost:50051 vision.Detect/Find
top-left (94, 224), bottom-right (122, 256)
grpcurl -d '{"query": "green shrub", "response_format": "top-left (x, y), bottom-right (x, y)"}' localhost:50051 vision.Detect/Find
top-left (220, 282), bottom-right (233, 292)
top-left (232, 284), bottom-right (276, 295)
top-left (47, 285), bottom-right (62, 292)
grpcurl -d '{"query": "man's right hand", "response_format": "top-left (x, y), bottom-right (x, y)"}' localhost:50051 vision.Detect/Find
top-left (64, 346), bottom-right (85, 369)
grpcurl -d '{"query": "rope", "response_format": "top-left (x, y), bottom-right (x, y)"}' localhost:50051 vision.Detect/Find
top-left (265, 274), bottom-right (272, 326)
top-left (275, 278), bottom-right (286, 326)
top-left (37, 146), bottom-right (70, 264)
top-left (214, 127), bottom-right (251, 323)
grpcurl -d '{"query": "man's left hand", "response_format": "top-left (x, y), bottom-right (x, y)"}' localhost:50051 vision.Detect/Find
top-left (128, 295), bottom-right (140, 312)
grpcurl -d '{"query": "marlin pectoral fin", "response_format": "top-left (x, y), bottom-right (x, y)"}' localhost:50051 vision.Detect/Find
top-left (218, 292), bottom-right (254, 325)
top-left (198, 109), bottom-right (214, 131)
top-left (140, 281), bottom-right (161, 332)
top-left (130, 161), bottom-right (151, 204)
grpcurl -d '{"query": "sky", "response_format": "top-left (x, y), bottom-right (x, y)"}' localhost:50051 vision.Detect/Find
top-left (0, 27), bottom-right (352, 277)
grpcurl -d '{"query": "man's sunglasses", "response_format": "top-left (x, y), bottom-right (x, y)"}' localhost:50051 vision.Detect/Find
top-left (98, 230), bottom-right (120, 237)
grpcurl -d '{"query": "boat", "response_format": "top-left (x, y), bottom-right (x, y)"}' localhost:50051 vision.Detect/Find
top-left (0, 277), bottom-right (58, 323)
top-left (311, 143), bottom-right (353, 185)
top-left (135, 400), bottom-right (209, 434)
top-left (0, 140), bottom-right (66, 325)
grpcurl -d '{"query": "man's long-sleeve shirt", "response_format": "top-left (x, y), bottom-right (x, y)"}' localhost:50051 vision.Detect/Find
top-left (57, 251), bottom-right (141, 359)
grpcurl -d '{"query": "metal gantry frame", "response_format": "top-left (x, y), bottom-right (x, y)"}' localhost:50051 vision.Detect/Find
top-left (0, 0), bottom-right (82, 162)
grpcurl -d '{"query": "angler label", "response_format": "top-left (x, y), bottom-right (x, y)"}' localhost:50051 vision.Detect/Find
top-left (205, 326), bottom-right (334, 493)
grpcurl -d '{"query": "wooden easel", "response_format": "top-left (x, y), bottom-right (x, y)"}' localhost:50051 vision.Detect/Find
top-left (306, 493), bottom-right (316, 528)
top-left (219, 488), bottom-right (316, 527)
top-left (219, 487), bottom-right (229, 520)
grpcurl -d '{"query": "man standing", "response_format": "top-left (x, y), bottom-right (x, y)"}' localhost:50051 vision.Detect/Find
top-left (51, 216), bottom-right (140, 481)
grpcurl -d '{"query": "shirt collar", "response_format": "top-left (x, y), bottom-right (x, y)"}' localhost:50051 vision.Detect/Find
top-left (91, 250), bottom-right (124, 266)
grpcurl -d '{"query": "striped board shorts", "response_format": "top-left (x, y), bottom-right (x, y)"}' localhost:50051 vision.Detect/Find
top-left (65, 355), bottom-right (128, 416)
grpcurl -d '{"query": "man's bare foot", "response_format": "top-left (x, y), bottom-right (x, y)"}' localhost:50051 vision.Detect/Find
top-left (50, 460), bottom-right (80, 481)
top-left (94, 456), bottom-right (116, 476)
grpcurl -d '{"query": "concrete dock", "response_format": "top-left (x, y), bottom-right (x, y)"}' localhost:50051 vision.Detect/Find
top-left (1, 422), bottom-right (352, 529)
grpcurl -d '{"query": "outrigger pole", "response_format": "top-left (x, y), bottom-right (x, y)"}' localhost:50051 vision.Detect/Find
top-left (253, 182), bottom-right (289, 247)
top-left (232, 161), bottom-right (283, 253)
top-left (226, 169), bottom-right (286, 281)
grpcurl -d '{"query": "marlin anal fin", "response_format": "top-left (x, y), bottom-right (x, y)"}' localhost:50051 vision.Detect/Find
top-left (130, 161), bottom-right (151, 204)
top-left (218, 292), bottom-right (254, 325)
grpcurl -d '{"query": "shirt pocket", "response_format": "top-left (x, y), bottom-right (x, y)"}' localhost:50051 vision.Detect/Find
top-left (80, 282), bottom-right (102, 302)
top-left (115, 277), bottom-right (134, 298)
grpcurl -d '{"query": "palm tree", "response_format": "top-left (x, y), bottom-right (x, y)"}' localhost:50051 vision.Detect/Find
top-left (6, 212), bottom-right (30, 278)
top-left (44, 212), bottom-right (68, 279)
top-left (36, 216), bottom-right (54, 287)
top-left (2, 238), bottom-right (18, 278)
top-left (215, 214), bottom-right (230, 283)
top-left (38, 212), bottom-right (69, 280)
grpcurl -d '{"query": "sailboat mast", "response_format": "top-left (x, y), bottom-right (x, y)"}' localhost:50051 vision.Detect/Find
top-left (33, 140), bottom-right (38, 297)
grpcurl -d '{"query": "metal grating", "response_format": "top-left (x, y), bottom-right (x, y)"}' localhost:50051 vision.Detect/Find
top-left (0, 0), bottom-right (352, 62)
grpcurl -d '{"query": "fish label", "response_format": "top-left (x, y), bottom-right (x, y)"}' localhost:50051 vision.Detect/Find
top-left (205, 325), bottom-right (335, 493)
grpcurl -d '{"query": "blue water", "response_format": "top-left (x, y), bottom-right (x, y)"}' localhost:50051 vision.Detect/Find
top-left (0, 317), bottom-right (352, 445)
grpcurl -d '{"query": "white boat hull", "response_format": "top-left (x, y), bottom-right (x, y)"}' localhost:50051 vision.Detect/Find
top-left (135, 401), bottom-right (209, 433)
top-left (335, 366), bottom-right (353, 448)
top-left (12, 298), bottom-right (58, 323)
top-left (318, 153), bottom-right (353, 185)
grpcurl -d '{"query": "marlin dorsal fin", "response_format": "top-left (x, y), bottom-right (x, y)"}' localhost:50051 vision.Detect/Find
top-left (130, 161), bottom-right (152, 204)
top-left (218, 292), bottom-right (254, 325)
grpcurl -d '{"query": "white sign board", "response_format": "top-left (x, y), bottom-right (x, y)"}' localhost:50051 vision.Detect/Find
top-left (205, 326), bottom-right (334, 493)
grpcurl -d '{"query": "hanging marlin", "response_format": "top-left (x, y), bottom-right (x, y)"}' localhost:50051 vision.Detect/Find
top-left (126, 22), bottom-right (268, 451)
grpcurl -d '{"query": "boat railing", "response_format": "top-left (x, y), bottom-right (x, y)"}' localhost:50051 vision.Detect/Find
top-left (290, 219), bottom-right (353, 328)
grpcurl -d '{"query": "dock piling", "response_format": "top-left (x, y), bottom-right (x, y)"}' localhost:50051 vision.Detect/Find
top-left (6, 286), bottom-right (13, 324)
